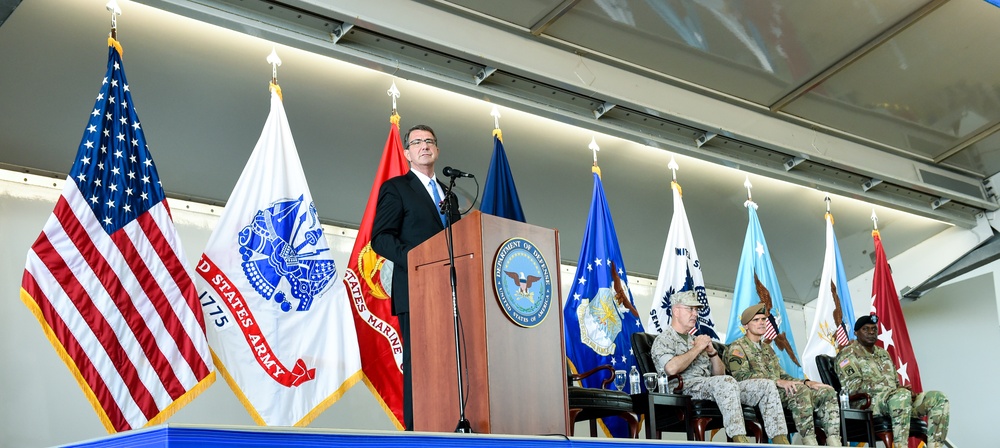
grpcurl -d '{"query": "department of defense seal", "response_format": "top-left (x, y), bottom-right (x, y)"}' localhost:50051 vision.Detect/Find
top-left (493, 237), bottom-right (552, 327)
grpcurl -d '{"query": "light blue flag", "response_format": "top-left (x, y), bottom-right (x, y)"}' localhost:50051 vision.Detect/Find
top-left (479, 130), bottom-right (526, 222)
top-left (830, 230), bottom-right (857, 342)
top-left (563, 170), bottom-right (644, 437)
top-left (726, 201), bottom-right (803, 378)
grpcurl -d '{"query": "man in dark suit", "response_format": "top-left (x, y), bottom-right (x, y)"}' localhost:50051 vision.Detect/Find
top-left (371, 124), bottom-right (461, 431)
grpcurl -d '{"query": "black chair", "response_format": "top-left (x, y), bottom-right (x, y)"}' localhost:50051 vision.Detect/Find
top-left (631, 332), bottom-right (763, 442)
top-left (727, 348), bottom-right (827, 444)
top-left (815, 354), bottom-right (928, 446)
top-left (749, 380), bottom-right (829, 444)
top-left (567, 363), bottom-right (639, 438)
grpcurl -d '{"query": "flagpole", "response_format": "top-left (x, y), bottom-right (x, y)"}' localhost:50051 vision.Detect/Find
top-left (107, 1), bottom-right (120, 40)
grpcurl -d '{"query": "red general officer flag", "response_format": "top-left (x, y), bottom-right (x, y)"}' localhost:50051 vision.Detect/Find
top-left (871, 229), bottom-right (923, 393)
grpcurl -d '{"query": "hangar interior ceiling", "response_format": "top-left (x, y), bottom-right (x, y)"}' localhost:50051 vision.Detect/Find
top-left (2, 0), bottom-right (999, 304)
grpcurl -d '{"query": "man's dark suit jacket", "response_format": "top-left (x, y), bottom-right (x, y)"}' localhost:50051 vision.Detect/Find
top-left (371, 171), bottom-right (461, 315)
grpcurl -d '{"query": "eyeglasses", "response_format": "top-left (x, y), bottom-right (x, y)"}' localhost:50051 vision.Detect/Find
top-left (407, 138), bottom-right (437, 148)
top-left (673, 305), bottom-right (700, 313)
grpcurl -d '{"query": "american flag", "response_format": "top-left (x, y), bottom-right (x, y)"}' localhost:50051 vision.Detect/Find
top-left (763, 312), bottom-right (779, 341)
top-left (834, 323), bottom-right (850, 347)
top-left (20, 39), bottom-right (214, 433)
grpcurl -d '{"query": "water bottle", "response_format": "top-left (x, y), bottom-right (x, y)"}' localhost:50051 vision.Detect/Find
top-left (629, 365), bottom-right (641, 394)
top-left (839, 389), bottom-right (849, 409)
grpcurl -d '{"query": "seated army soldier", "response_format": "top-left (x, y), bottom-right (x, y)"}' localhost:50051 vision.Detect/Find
top-left (836, 315), bottom-right (950, 448)
top-left (725, 303), bottom-right (841, 446)
top-left (650, 291), bottom-right (790, 444)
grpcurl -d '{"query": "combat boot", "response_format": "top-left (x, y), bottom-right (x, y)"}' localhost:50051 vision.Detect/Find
top-left (731, 435), bottom-right (751, 443)
top-left (825, 434), bottom-right (842, 446)
top-left (772, 434), bottom-right (791, 444)
top-left (801, 434), bottom-right (819, 445)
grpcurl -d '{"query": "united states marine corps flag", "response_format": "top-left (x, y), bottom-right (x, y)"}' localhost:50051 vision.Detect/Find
top-left (21, 7), bottom-right (214, 432)
top-left (344, 83), bottom-right (410, 429)
top-left (196, 52), bottom-right (361, 426)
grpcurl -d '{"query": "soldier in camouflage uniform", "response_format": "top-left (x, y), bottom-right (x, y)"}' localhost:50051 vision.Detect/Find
top-left (835, 315), bottom-right (949, 448)
top-left (650, 291), bottom-right (790, 444)
top-left (726, 304), bottom-right (842, 446)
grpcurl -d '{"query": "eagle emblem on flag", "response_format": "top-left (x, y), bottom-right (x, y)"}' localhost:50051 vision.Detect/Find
top-left (239, 195), bottom-right (336, 313)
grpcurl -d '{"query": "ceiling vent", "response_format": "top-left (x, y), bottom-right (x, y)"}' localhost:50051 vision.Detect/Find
top-left (917, 168), bottom-right (987, 201)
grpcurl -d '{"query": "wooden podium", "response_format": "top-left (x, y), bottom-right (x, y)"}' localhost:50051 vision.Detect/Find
top-left (408, 211), bottom-right (569, 435)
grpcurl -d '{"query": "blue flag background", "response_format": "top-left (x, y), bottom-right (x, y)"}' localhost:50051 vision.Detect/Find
top-left (563, 171), bottom-right (644, 437)
top-left (479, 130), bottom-right (525, 222)
top-left (726, 202), bottom-right (803, 378)
top-left (829, 230), bottom-right (857, 342)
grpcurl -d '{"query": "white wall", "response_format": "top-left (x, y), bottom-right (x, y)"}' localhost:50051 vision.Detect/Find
top-left (800, 224), bottom-right (996, 447)
top-left (0, 175), bottom-right (396, 448)
top-left (2, 173), bottom-right (991, 447)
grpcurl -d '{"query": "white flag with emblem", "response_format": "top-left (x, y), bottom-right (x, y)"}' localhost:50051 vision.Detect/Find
top-left (802, 210), bottom-right (856, 381)
top-left (647, 170), bottom-right (718, 339)
top-left (195, 84), bottom-right (361, 426)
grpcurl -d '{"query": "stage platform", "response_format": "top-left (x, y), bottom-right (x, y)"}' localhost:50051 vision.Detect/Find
top-left (62, 424), bottom-right (773, 448)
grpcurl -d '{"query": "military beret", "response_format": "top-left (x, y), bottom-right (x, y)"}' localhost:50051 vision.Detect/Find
top-left (740, 303), bottom-right (767, 325)
top-left (854, 314), bottom-right (878, 331)
top-left (671, 291), bottom-right (702, 308)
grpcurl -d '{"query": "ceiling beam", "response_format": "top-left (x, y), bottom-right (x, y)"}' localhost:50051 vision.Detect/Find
top-left (936, 120), bottom-right (1000, 164)
top-left (0, 0), bottom-right (22, 27)
top-left (902, 232), bottom-right (1000, 299)
top-left (528, 0), bottom-right (581, 36)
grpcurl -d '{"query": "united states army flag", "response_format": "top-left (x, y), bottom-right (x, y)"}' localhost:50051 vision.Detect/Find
top-left (196, 84), bottom-right (362, 426)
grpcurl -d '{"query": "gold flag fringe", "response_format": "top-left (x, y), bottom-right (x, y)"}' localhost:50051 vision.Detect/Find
top-left (270, 82), bottom-right (282, 101)
top-left (20, 287), bottom-right (216, 433)
top-left (107, 37), bottom-right (123, 57)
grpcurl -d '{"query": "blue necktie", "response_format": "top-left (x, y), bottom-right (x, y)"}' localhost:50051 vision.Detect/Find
top-left (429, 179), bottom-right (447, 227)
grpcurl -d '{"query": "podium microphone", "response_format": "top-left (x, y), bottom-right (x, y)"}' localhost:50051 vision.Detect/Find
top-left (443, 166), bottom-right (474, 178)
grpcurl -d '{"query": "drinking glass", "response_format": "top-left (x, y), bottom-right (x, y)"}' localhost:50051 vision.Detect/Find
top-left (643, 372), bottom-right (658, 393)
top-left (613, 370), bottom-right (627, 391)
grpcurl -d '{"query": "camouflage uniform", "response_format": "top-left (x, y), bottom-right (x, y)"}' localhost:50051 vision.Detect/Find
top-left (651, 327), bottom-right (787, 439)
top-left (835, 341), bottom-right (949, 447)
top-left (726, 335), bottom-right (840, 442)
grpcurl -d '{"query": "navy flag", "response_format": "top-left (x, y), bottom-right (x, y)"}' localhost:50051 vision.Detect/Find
top-left (479, 127), bottom-right (525, 222)
top-left (647, 161), bottom-right (718, 339)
